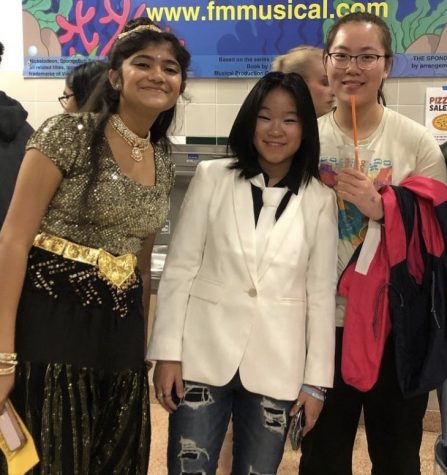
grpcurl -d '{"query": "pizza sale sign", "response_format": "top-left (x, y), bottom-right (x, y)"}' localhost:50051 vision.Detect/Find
top-left (426, 87), bottom-right (447, 145)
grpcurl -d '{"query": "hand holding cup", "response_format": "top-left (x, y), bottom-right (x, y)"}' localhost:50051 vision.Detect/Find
top-left (335, 145), bottom-right (373, 174)
top-left (334, 146), bottom-right (384, 220)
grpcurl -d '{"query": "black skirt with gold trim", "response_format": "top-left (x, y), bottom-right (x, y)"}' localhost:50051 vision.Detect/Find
top-left (0, 247), bottom-right (150, 475)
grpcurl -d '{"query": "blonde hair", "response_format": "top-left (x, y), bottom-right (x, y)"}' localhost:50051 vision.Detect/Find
top-left (271, 46), bottom-right (324, 79)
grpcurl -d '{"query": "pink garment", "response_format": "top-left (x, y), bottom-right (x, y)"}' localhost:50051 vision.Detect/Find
top-left (339, 184), bottom-right (422, 391)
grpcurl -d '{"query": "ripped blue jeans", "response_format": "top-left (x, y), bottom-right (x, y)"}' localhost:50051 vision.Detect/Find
top-left (167, 371), bottom-right (293, 475)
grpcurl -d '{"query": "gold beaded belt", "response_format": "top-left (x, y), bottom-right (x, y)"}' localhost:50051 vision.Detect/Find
top-left (33, 232), bottom-right (137, 289)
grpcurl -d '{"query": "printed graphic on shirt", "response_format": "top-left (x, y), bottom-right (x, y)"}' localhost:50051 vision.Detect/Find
top-left (320, 155), bottom-right (392, 246)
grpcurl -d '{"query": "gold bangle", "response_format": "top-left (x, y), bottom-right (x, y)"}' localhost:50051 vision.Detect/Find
top-left (0, 359), bottom-right (17, 366)
top-left (0, 352), bottom-right (17, 362)
top-left (0, 365), bottom-right (16, 375)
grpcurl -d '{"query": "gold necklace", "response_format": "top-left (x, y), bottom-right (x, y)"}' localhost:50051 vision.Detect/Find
top-left (110, 114), bottom-right (151, 162)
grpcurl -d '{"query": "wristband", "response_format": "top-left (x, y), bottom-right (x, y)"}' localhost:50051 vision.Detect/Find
top-left (314, 386), bottom-right (327, 394)
top-left (301, 384), bottom-right (325, 401)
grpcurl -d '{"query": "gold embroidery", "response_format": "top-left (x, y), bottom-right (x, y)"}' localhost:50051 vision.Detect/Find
top-left (33, 233), bottom-right (136, 290)
top-left (26, 113), bottom-right (173, 257)
top-left (97, 249), bottom-right (137, 289)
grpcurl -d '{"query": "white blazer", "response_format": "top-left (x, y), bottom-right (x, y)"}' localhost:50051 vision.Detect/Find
top-left (147, 159), bottom-right (338, 400)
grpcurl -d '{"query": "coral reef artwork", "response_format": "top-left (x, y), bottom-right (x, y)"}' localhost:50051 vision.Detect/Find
top-left (23, 0), bottom-right (147, 58)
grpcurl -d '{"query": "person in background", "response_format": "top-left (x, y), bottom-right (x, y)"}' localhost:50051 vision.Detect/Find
top-left (0, 41), bottom-right (33, 227)
top-left (0, 22), bottom-right (190, 474)
top-left (59, 60), bottom-right (108, 112)
top-left (299, 12), bottom-right (447, 475)
top-left (441, 140), bottom-right (447, 165)
top-left (148, 71), bottom-right (338, 474)
top-left (272, 46), bottom-right (334, 118)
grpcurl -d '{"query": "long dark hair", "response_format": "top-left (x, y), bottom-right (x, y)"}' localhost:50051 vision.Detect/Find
top-left (228, 71), bottom-right (320, 188)
top-left (81, 20), bottom-right (190, 204)
top-left (324, 12), bottom-right (393, 105)
top-left (66, 60), bottom-right (109, 110)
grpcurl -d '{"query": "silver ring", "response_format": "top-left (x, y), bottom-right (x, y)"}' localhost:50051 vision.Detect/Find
top-left (157, 392), bottom-right (164, 400)
top-left (295, 400), bottom-right (302, 407)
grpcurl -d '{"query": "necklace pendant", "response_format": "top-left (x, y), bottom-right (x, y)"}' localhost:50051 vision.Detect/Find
top-left (110, 115), bottom-right (151, 163)
top-left (131, 147), bottom-right (144, 162)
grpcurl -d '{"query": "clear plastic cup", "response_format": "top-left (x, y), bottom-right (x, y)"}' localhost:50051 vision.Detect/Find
top-left (335, 145), bottom-right (374, 174)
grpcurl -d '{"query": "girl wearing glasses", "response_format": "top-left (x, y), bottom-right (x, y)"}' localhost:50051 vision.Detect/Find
top-left (59, 60), bottom-right (108, 112)
top-left (299, 12), bottom-right (447, 475)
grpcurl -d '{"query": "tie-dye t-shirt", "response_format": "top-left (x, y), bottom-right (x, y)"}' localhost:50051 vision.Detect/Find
top-left (318, 107), bottom-right (447, 326)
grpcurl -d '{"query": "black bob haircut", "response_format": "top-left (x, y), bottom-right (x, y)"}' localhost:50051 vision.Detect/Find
top-left (228, 71), bottom-right (320, 188)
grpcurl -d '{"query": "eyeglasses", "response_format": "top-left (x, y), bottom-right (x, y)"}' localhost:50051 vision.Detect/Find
top-left (58, 93), bottom-right (75, 107)
top-left (327, 53), bottom-right (387, 70)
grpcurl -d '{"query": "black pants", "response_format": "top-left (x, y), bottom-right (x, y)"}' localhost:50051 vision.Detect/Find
top-left (299, 327), bottom-right (429, 475)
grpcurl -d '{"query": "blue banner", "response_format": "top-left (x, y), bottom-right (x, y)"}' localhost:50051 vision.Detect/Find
top-left (22, 0), bottom-right (447, 78)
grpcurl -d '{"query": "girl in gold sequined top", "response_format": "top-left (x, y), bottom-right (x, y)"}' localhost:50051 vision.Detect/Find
top-left (0, 20), bottom-right (190, 475)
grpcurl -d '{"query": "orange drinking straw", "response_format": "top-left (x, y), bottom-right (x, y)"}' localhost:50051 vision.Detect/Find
top-left (350, 95), bottom-right (360, 170)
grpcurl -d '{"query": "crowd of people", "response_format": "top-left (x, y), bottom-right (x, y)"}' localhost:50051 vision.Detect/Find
top-left (0, 11), bottom-right (447, 475)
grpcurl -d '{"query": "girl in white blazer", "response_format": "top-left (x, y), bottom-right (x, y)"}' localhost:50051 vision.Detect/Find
top-left (148, 72), bottom-right (338, 474)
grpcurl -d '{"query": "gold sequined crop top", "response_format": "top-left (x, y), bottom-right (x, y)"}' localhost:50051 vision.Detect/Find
top-left (26, 113), bottom-right (174, 256)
